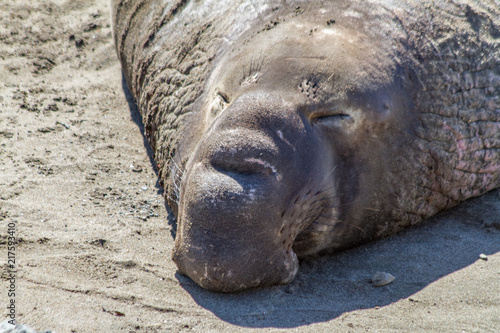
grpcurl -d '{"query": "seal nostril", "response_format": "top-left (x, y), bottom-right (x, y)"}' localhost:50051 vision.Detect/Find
top-left (211, 158), bottom-right (267, 176)
top-left (202, 129), bottom-right (282, 179)
top-left (210, 154), bottom-right (280, 179)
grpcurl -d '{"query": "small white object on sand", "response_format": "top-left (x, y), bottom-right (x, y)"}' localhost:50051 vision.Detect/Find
top-left (372, 271), bottom-right (396, 287)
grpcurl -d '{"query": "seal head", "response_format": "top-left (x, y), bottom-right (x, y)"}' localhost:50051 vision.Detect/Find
top-left (172, 12), bottom-right (414, 292)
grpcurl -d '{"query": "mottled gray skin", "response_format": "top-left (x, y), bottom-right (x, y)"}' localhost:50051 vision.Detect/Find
top-left (111, 0), bottom-right (500, 292)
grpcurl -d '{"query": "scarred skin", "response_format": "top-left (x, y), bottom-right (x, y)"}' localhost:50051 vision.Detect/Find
top-left (111, 0), bottom-right (500, 292)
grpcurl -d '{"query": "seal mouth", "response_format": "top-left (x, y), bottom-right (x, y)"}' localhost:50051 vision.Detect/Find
top-left (172, 235), bottom-right (300, 292)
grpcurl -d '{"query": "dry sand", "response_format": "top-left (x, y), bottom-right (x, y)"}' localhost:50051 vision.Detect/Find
top-left (1, 1), bottom-right (499, 332)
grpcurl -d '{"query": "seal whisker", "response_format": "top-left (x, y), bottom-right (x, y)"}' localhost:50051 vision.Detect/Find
top-left (167, 154), bottom-right (185, 204)
top-left (169, 156), bottom-right (185, 175)
top-left (165, 192), bottom-right (178, 204)
top-left (324, 165), bottom-right (338, 180)
top-left (308, 220), bottom-right (367, 235)
top-left (308, 193), bottom-right (340, 205)
top-left (317, 73), bottom-right (334, 92)
top-left (362, 207), bottom-right (381, 212)
top-left (309, 184), bottom-right (337, 197)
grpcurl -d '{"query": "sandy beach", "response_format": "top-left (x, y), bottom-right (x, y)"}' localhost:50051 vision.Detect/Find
top-left (1, 1), bottom-right (499, 332)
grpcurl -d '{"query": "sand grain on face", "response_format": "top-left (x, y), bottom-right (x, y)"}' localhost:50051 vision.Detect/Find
top-left (0, 0), bottom-right (499, 332)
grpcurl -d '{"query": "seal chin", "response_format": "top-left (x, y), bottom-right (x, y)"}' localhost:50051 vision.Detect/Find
top-left (172, 243), bottom-right (299, 293)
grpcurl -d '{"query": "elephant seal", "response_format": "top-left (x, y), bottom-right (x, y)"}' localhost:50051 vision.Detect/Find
top-left (112, 0), bottom-right (500, 292)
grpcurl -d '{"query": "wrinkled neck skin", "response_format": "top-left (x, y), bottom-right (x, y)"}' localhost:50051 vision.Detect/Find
top-left (172, 12), bottom-right (415, 292)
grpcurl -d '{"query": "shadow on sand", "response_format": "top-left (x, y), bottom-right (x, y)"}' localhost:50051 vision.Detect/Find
top-left (122, 75), bottom-right (179, 236)
top-left (178, 192), bottom-right (499, 328)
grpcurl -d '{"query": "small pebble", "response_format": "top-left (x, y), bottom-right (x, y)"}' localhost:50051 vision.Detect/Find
top-left (372, 271), bottom-right (395, 287)
top-left (141, 186), bottom-right (148, 191)
top-left (131, 164), bottom-right (143, 172)
top-left (479, 253), bottom-right (488, 261)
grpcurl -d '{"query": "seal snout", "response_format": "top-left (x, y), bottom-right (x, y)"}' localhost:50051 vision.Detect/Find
top-left (172, 157), bottom-right (300, 292)
top-left (172, 139), bottom-right (303, 291)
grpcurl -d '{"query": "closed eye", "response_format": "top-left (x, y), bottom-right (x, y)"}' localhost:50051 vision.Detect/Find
top-left (217, 91), bottom-right (230, 104)
top-left (208, 91), bottom-right (230, 119)
top-left (311, 111), bottom-right (353, 125)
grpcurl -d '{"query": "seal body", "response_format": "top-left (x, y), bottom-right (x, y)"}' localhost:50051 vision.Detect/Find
top-left (112, 0), bottom-right (500, 292)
